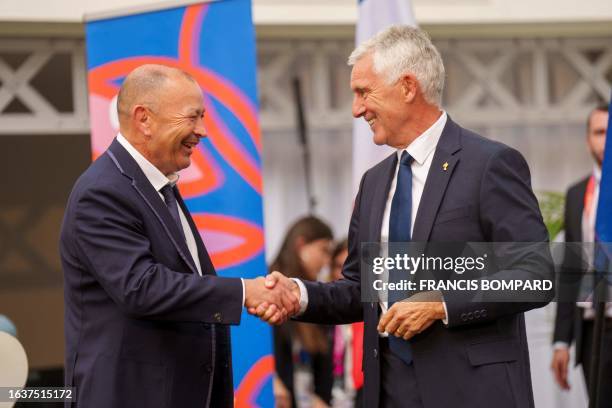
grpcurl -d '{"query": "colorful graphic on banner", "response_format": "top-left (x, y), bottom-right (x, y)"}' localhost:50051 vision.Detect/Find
top-left (85, 1), bottom-right (272, 406)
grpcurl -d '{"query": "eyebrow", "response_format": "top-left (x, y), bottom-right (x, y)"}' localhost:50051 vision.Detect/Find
top-left (186, 108), bottom-right (205, 116)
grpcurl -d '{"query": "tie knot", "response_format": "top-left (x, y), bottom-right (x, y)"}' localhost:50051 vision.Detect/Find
top-left (400, 151), bottom-right (413, 166)
top-left (160, 184), bottom-right (175, 202)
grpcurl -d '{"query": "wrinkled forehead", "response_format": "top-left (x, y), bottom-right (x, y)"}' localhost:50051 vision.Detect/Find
top-left (163, 77), bottom-right (204, 108)
top-left (350, 54), bottom-right (382, 88)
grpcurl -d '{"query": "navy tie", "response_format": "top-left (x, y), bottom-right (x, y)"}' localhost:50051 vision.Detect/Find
top-left (388, 151), bottom-right (414, 365)
top-left (160, 184), bottom-right (186, 241)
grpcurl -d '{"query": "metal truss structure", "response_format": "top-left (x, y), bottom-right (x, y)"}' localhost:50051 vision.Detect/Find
top-left (0, 36), bottom-right (610, 134)
top-left (0, 39), bottom-right (88, 134)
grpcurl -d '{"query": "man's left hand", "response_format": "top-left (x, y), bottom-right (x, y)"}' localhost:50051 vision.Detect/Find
top-left (378, 292), bottom-right (446, 340)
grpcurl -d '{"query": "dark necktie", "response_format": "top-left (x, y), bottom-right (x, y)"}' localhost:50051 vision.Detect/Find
top-left (160, 184), bottom-right (186, 241)
top-left (388, 151), bottom-right (414, 365)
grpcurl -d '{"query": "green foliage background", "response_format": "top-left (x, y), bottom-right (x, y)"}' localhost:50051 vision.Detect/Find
top-left (536, 191), bottom-right (565, 240)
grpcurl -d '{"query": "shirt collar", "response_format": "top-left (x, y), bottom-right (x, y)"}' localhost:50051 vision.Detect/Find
top-left (593, 164), bottom-right (602, 184)
top-left (396, 111), bottom-right (448, 165)
top-left (116, 133), bottom-right (179, 191)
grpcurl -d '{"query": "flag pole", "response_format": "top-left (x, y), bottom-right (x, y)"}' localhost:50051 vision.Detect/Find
top-left (588, 277), bottom-right (607, 408)
top-left (292, 77), bottom-right (316, 213)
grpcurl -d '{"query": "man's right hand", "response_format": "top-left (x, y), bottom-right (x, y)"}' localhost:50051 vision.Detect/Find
top-left (244, 274), bottom-right (300, 325)
top-left (551, 348), bottom-right (571, 390)
top-left (246, 272), bottom-right (301, 324)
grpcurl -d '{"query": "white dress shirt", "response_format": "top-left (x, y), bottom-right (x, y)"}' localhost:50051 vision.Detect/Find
top-left (117, 134), bottom-right (246, 303)
top-left (294, 112), bottom-right (449, 325)
top-left (379, 111), bottom-right (447, 313)
top-left (117, 134), bottom-right (202, 275)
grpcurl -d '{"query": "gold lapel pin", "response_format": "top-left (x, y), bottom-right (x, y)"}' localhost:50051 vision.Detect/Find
top-left (443, 162), bottom-right (449, 171)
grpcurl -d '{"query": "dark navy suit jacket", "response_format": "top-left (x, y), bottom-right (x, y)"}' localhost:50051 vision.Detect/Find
top-left (60, 139), bottom-right (243, 408)
top-left (297, 118), bottom-right (554, 408)
top-left (553, 176), bottom-right (589, 365)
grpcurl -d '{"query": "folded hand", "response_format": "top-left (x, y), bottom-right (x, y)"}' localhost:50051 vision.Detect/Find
top-left (378, 292), bottom-right (446, 339)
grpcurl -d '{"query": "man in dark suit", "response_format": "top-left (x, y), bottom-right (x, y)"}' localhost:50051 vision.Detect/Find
top-left (60, 65), bottom-right (297, 408)
top-left (551, 104), bottom-right (610, 402)
top-left (257, 26), bottom-right (554, 407)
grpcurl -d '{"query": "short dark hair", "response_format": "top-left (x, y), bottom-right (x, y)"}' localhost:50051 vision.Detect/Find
top-left (587, 103), bottom-right (609, 133)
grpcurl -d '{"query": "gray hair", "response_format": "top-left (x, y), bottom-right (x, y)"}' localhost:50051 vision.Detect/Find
top-left (348, 25), bottom-right (445, 106)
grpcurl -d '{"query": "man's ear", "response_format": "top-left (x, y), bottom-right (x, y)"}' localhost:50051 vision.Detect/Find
top-left (400, 74), bottom-right (418, 104)
top-left (133, 105), bottom-right (152, 137)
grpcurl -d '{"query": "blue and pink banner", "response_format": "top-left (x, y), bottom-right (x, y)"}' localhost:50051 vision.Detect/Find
top-left (85, 0), bottom-right (273, 405)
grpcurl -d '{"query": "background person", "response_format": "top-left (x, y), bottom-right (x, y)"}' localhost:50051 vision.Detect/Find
top-left (551, 103), bottom-right (610, 406)
top-left (272, 216), bottom-right (334, 408)
top-left (329, 239), bottom-right (364, 408)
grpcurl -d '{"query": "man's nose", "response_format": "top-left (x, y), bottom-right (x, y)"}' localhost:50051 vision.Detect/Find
top-left (194, 120), bottom-right (207, 139)
top-left (352, 96), bottom-right (365, 118)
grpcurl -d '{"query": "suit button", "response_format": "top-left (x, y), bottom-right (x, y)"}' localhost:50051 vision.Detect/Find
top-left (214, 312), bottom-right (222, 323)
top-left (474, 311), bottom-right (481, 319)
top-left (481, 309), bottom-right (487, 318)
top-left (203, 364), bottom-right (213, 373)
top-left (460, 313), bottom-right (467, 321)
top-left (374, 348), bottom-right (378, 359)
top-left (467, 312), bottom-right (473, 320)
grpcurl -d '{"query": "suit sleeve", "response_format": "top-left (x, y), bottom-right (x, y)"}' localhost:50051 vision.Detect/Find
top-left (71, 186), bottom-right (243, 324)
top-left (553, 185), bottom-right (583, 345)
top-left (296, 174), bottom-right (366, 325)
top-left (442, 146), bottom-right (555, 328)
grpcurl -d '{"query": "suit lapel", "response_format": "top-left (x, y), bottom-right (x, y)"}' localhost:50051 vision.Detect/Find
top-left (174, 189), bottom-right (217, 276)
top-left (107, 139), bottom-right (199, 275)
top-left (412, 118), bottom-right (462, 241)
top-left (369, 153), bottom-right (398, 242)
top-left (574, 177), bottom-right (589, 242)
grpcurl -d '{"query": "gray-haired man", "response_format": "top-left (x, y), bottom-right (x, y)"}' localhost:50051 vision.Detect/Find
top-left (259, 26), bottom-right (553, 407)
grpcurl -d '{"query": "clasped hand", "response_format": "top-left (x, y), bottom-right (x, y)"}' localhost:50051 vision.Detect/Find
top-left (244, 271), bottom-right (300, 325)
top-left (378, 291), bottom-right (446, 340)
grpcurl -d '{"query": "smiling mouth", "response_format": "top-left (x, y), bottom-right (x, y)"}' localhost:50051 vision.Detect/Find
top-left (181, 141), bottom-right (198, 154)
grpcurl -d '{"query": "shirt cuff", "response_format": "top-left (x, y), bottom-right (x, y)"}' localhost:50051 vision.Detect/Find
top-left (291, 278), bottom-right (308, 315)
top-left (436, 290), bottom-right (449, 325)
top-left (553, 341), bottom-right (569, 350)
top-left (240, 278), bottom-right (245, 307)
top-left (441, 300), bottom-right (449, 325)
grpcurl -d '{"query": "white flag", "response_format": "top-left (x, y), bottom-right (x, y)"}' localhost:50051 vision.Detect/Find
top-left (352, 0), bottom-right (417, 193)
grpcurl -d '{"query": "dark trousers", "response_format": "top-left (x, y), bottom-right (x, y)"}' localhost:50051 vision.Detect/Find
top-left (379, 338), bottom-right (424, 408)
top-left (354, 387), bottom-right (363, 408)
top-left (581, 320), bottom-right (612, 408)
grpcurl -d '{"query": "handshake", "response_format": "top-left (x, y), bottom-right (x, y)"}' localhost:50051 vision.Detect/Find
top-left (244, 272), bottom-right (301, 325)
